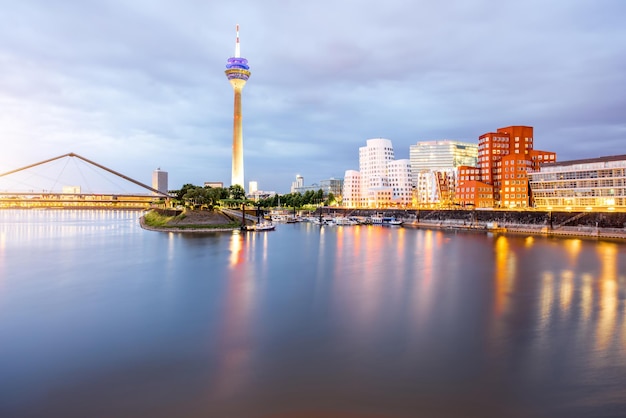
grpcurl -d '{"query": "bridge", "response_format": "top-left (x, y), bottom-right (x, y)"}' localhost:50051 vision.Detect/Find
top-left (0, 153), bottom-right (172, 209)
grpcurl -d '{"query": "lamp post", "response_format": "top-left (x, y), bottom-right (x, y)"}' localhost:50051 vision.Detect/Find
top-left (241, 202), bottom-right (246, 230)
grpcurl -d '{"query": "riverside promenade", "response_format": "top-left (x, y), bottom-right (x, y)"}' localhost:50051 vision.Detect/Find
top-left (317, 207), bottom-right (626, 241)
top-left (402, 219), bottom-right (626, 241)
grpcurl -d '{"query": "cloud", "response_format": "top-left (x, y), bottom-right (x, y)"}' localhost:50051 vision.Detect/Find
top-left (1, 0), bottom-right (625, 192)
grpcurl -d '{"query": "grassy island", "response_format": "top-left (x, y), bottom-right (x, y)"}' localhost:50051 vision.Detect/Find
top-left (141, 209), bottom-right (241, 231)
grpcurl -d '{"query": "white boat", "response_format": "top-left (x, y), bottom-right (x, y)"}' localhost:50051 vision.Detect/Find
top-left (388, 219), bottom-right (403, 226)
top-left (334, 217), bottom-right (358, 226)
top-left (246, 221), bottom-right (275, 231)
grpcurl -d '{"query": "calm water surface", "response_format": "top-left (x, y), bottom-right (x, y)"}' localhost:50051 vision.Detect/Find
top-left (1, 210), bottom-right (625, 417)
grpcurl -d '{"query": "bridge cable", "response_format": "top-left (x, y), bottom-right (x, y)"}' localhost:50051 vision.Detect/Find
top-left (71, 157), bottom-right (93, 194)
top-left (50, 157), bottom-right (71, 193)
top-left (78, 159), bottom-right (133, 194)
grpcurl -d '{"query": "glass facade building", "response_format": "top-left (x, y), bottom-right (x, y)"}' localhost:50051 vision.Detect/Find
top-left (409, 140), bottom-right (478, 171)
top-left (409, 140), bottom-right (477, 206)
top-left (529, 155), bottom-right (626, 210)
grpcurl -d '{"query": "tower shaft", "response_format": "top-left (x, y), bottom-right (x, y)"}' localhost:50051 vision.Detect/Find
top-left (231, 86), bottom-right (244, 188)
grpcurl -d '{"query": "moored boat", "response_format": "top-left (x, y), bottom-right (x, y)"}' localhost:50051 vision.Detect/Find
top-left (246, 221), bottom-right (275, 231)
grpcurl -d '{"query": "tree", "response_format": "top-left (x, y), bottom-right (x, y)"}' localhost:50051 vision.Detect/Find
top-left (303, 190), bottom-right (315, 205)
top-left (324, 192), bottom-right (336, 206)
top-left (229, 184), bottom-right (246, 201)
top-left (175, 183), bottom-right (197, 201)
top-left (182, 186), bottom-right (210, 207)
top-left (315, 189), bottom-right (324, 205)
top-left (205, 187), bottom-right (224, 208)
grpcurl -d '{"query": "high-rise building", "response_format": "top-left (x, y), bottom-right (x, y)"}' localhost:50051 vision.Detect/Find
top-left (359, 138), bottom-right (395, 208)
top-left (225, 24), bottom-right (251, 188)
top-left (459, 125), bottom-right (556, 208)
top-left (152, 168), bottom-right (168, 195)
top-left (409, 140), bottom-right (477, 206)
top-left (248, 181), bottom-right (258, 195)
top-left (359, 138), bottom-right (395, 189)
top-left (291, 175), bottom-right (304, 193)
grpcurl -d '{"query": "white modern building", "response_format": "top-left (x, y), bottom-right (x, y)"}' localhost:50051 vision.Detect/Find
top-left (342, 170), bottom-right (361, 208)
top-left (360, 138), bottom-right (395, 189)
top-left (291, 175), bottom-right (304, 193)
top-left (359, 138), bottom-right (394, 208)
top-left (387, 159), bottom-right (413, 207)
top-left (342, 138), bottom-right (412, 208)
top-left (248, 180), bottom-right (258, 195)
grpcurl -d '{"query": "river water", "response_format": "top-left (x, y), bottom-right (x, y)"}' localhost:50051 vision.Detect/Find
top-left (1, 210), bottom-right (625, 418)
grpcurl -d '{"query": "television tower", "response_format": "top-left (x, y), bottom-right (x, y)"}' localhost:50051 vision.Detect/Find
top-left (225, 24), bottom-right (251, 189)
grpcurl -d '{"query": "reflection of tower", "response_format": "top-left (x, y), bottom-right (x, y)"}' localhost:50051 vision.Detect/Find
top-left (225, 24), bottom-right (251, 188)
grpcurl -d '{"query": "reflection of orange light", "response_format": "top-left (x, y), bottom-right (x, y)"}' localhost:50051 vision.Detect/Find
top-left (494, 236), bottom-right (515, 316)
top-left (395, 227), bottom-right (406, 262)
top-left (596, 242), bottom-right (618, 352)
top-left (334, 226), bottom-right (388, 338)
top-left (229, 232), bottom-right (244, 266)
top-left (598, 242), bottom-right (617, 282)
top-left (213, 237), bottom-right (257, 398)
top-left (564, 239), bottom-right (582, 264)
top-left (581, 273), bottom-right (593, 322)
top-left (352, 225), bottom-right (361, 258)
top-left (559, 270), bottom-right (574, 314)
top-left (423, 229), bottom-right (433, 284)
top-left (524, 236), bottom-right (534, 247)
top-left (537, 272), bottom-right (554, 338)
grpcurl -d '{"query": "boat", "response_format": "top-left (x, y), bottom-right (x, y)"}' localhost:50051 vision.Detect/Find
top-left (370, 215), bottom-right (402, 226)
top-left (246, 221), bottom-right (275, 231)
top-left (334, 217), bottom-right (359, 226)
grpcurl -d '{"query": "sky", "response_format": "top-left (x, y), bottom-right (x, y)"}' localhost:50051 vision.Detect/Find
top-left (1, 0), bottom-right (625, 194)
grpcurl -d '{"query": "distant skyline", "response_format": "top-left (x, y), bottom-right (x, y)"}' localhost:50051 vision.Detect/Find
top-left (1, 0), bottom-right (625, 193)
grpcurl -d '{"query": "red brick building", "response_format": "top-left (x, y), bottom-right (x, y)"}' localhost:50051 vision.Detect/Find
top-left (456, 126), bottom-right (556, 208)
top-left (457, 164), bottom-right (494, 208)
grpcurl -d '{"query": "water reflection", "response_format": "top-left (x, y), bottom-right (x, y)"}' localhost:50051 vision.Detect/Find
top-left (595, 242), bottom-right (619, 354)
top-left (214, 231), bottom-right (258, 398)
top-left (493, 235), bottom-right (516, 316)
top-left (0, 209), bottom-right (140, 242)
top-left (2, 212), bottom-right (626, 417)
top-left (559, 270), bottom-right (574, 316)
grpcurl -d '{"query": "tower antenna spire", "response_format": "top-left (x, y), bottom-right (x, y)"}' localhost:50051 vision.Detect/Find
top-left (235, 24), bottom-right (240, 58)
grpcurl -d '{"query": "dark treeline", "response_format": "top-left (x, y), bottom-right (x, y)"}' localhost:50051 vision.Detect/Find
top-left (169, 184), bottom-right (335, 210)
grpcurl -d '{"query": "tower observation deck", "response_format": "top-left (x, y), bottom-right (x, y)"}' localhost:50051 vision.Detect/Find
top-left (225, 24), bottom-right (251, 189)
